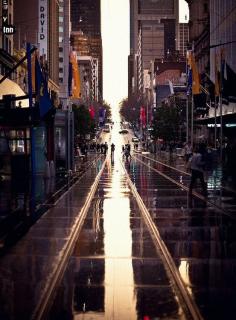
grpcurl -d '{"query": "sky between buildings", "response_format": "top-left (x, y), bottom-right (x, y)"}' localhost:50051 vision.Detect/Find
top-left (101, 0), bottom-right (189, 108)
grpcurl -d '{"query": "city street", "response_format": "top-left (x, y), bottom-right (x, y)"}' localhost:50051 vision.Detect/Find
top-left (0, 1), bottom-right (236, 319)
top-left (0, 120), bottom-right (236, 320)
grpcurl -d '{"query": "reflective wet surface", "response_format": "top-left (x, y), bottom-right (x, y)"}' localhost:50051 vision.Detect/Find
top-left (128, 153), bottom-right (236, 320)
top-left (0, 114), bottom-right (236, 319)
top-left (49, 144), bottom-right (188, 320)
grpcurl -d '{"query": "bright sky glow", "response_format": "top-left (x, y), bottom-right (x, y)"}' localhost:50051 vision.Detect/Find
top-left (101, 0), bottom-right (189, 108)
top-left (101, 0), bottom-right (130, 108)
top-left (179, 0), bottom-right (189, 23)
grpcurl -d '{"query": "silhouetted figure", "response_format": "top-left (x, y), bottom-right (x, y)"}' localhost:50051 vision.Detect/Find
top-left (188, 146), bottom-right (207, 196)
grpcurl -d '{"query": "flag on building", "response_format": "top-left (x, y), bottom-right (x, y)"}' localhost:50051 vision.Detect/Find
top-left (186, 50), bottom-right (201, 95)
top-left (69, 51), bottom-right (81, 99)
top-left (99, 107), bottom-right (106, 125)
top-left (140, 106), bottom-right (146, 127)
top-left (89, 105), bottom-right (95, 119)
top-left (35, 56), bottom-right (52, 118)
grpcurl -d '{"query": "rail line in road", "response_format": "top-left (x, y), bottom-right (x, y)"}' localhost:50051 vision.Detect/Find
top-left (133, 153), bottom-right (236, 218)
top-left (32, 156), bottom-right (108, 320)
top-left (138, 151), bottom-right (236, 196)
top-left (34, 153), bottom-right (204, 320)
top-left (121, 159), bottom-right (203, 320)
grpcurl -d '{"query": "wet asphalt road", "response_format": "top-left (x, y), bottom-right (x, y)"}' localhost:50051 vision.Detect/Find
top-left (0, 117), bottom-right (236, 319)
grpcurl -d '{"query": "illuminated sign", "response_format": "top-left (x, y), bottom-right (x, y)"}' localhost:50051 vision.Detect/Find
top-left (38, 0), bottom-right (48, 58)
top-left (226, 124), bottom-right (236, 127)
top-left (207, 124), bottom-right (221, 127)
top-left (2, 0), bottom-right (16, 35)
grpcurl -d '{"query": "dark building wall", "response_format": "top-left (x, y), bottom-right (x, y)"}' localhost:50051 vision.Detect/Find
top-left (14, 0), bottom-right (59, 85)
top-left (71, 0), bottom-right (101, 36)
top-left (138, 0), bottom-right (175, 15)
top-left (49, 0), bottom-right (59, 85)
top-left (70, 0), bottom-right (103, 100)
top-left (163, 19), bottom-right (176, 59)
top-left (14, 0), bottom-right (38, 49)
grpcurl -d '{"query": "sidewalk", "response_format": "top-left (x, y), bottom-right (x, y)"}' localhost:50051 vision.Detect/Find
top-left (0, 156), bottom-right (104, 319)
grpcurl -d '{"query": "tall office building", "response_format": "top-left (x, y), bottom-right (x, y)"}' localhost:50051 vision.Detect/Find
top-left (177, 23), bottom-right (189, 58)
top-left (58, 0), bottom-right (71, 107)
top-left (70, 0), bottom-right (103, 100)
top-left (129, 0), bottom-right (179, 97)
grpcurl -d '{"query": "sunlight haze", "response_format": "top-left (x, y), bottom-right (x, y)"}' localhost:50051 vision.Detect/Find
top-left (101, 0), bottom-right (189, 108)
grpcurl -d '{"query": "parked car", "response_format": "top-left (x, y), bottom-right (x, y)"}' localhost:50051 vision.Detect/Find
top-left (132, 137), bottom-right (139, 142)
top-left (119, 129), bottom-right (128, 134)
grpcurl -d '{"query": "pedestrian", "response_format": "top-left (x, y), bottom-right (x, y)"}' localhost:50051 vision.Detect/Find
top-left (124, 145), bottom-right (131, 162)
top-left (104, 142), bottom-right (108, 155)
top-left (111, 143), bottom-right (115, 155)
top-left (100, 143), bottom-right (104, 154)
top-left (188, 146), bottom-right (207, 195)
top-left (184, 142), bottom-right (192, 163)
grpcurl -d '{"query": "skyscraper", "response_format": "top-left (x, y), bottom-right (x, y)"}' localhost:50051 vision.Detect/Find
top-left (129, 0), bottom-right (179, 97)
top-left (70, 0), bottom-right (103, 100)
top-left (58, 0), bottom-right (71, 107)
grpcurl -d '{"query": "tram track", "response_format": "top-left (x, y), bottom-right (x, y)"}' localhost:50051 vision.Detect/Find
top-left (33, 152), bottom-right (204, 320)
top-left (121, 158), bottom-right (203, 320)
top-left (32, 156), bottom-right (108, 320)
top-left (138, 152), bottom-right (236, 196)
top-left (133, 153), bottom-right (236, 218)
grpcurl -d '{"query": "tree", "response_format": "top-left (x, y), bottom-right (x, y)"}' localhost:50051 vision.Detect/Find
top-left (151, 104), bottom-right (181, 142)
top-left (119, 95), bottom-right (145, 125)
top-left (73, 104), bottom-right (95, 138)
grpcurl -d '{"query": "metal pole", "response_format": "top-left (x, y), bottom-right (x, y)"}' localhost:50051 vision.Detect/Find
top-left (219, 94), bottom-right (223, 162)
top-left (214, 97), bottom-right (217, 149)
top-left (191, 94), bottom-right (194, 148)
top-left (186, 95), bottom-right (189, 143)
top-left (27, 43), bottom-right (36, 177)
top-left (67, 103), bottom-right (71, 172)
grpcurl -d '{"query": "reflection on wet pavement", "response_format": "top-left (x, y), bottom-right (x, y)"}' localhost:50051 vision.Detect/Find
top-left (49, 116), bottom-right (188, 320)
top-left (128, 155), bottom-right (236, 320)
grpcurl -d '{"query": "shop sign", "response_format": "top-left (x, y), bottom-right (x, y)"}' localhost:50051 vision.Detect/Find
top-left (38, 0), bottom-right (48, 58)
top-left (207, 124), bottom-right (221, 127)
top-left (2, 0), bottom-right (16, 35)
top-left (226, 123), bottom-right (236, 127)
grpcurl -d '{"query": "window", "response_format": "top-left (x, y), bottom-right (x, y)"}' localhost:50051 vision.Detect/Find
top-left (59, 26), bottom-right (63, 32)
top-left (59, 36), bottom-right (63, 43)
top-left (59, 16), bottom-right (64, 23)
top-left (59, 57), bottom-right (63, 62)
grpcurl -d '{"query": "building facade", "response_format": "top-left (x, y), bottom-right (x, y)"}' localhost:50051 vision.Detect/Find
top-left (0, 0), bottom-right (15, 78)
top-left (177, 23), bottom-right (189, 58)
top-left (129, 0), bottom-right (179, 98)
top-left (14, 0), bottom-right (59, 88)
top-left (58, 0), bottom-right (71, 108)
top-left (70, 0), bottom-right (103, 100)
top-left (186, 0), bottom-right (209, 75)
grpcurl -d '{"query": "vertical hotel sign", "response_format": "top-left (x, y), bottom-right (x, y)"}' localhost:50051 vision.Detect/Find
top-left (2, 0), bottom-right (16, 34)
top-left (38, 0), bottom-right (48, 59)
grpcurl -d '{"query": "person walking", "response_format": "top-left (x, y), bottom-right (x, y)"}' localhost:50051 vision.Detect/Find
top-left (111, 143), bottom-right (115, 155)
top-left (104, 142), bottom-right (108, 155)
top-left (188, 146), bottom-right (207, 196)
top-left (184, 142), bottom-right (192, 163)
top-left (111, 143), bottom-right (115, 162)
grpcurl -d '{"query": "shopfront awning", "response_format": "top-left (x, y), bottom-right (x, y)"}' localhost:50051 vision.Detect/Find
top-left (0, 75), bottom-right (29, 107)
top-left (195, 112), bottom-right (236, 125)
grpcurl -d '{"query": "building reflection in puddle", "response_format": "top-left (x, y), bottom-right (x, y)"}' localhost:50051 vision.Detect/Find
top-left (102, 116), bottom-right (137, 318)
